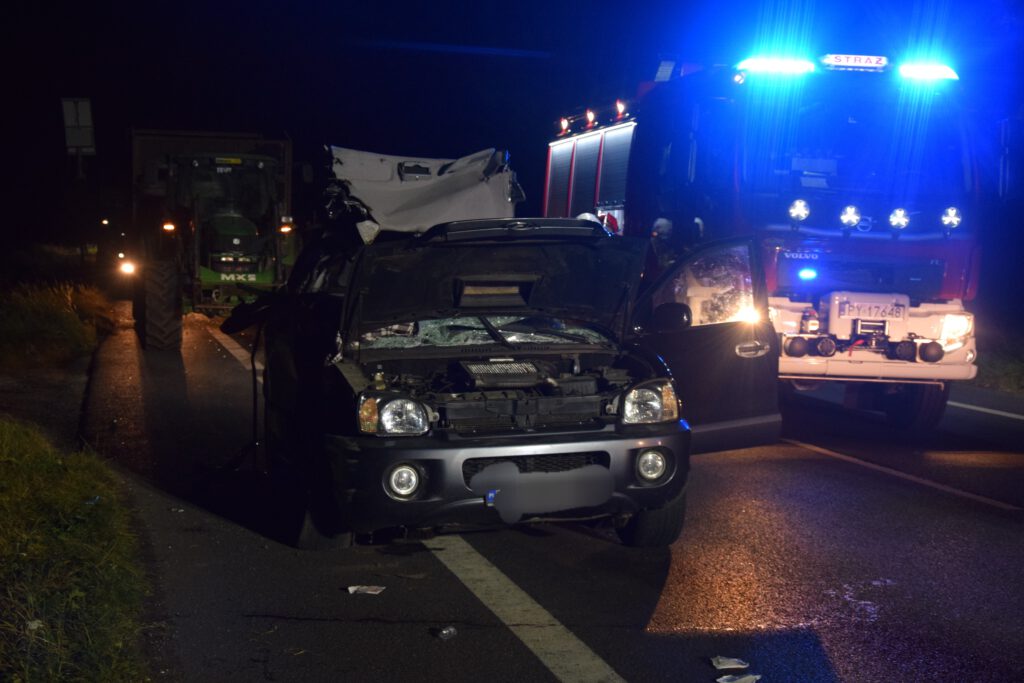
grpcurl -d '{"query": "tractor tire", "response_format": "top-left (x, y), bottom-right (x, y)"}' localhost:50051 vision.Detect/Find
top-left (616, 488), bottom-right (687, 548)
top-left (143, 259), bottom-right (182, 351)
top-left (882, 383), bottom-right (951, 431)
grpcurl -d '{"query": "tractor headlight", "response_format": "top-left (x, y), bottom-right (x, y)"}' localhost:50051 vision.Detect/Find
top-left (358, 396), bottom-right (429, 435)
top-left (622, 381), bottom-right (679, 424)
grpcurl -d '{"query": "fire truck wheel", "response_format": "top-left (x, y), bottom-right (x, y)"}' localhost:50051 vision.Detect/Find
top-left (143, 259), bottom-right (183, 351)
top-left (616, 488), bottom-right (687, 548)
top-left (883, 383), bottom-right (951, 431)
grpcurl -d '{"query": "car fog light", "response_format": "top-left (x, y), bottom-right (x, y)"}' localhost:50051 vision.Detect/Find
top-left (388, 465), bottom-right (420, 498)
top-left (919, 341), bottom-right (944, 363)
top-left (637, 450), bottom-right (667, 482)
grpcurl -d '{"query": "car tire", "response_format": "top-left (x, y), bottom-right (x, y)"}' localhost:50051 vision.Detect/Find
top-left (616, 488), bottom-right (687, 548)
top-left (882, 383), bottom-right (950, 431)
top-left (268, 431), bottom-right (353, 551)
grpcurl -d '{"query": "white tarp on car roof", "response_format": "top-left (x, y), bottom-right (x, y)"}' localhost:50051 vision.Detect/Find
top-left (329, 146), bottom-right (519, 235)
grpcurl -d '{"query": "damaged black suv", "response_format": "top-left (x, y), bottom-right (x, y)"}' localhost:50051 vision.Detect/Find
top-left (230, 218), bottom-right (777, 548)
top-left (253, 219), bottom-right (690, 547)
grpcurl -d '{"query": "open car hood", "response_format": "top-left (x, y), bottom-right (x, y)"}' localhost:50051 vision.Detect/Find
top-left (329, 146), bottom-right (521, 238)
top-left (345, 219), bottom-right (648, 340)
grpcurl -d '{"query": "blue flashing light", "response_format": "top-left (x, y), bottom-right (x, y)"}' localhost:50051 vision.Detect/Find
top-left (736, 57), bottom-right (816, 75)
top-left (898, 63), bottom-right (959, 81)
top-left (798, 268), bottom-right (818, 281)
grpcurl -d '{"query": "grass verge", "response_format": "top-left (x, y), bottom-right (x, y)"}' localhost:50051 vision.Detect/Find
top-left (971, 326), bottom-right (1024, 395)
top-left (0, 284), bottom-right (115, 372)
top-left (0, 417), bottom-right (147, 681)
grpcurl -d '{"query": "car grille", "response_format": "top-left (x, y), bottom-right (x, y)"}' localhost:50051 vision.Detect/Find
top-left (462, 452), bottom-right (610, 486)
top-left (447, 413), bottom-right (602, 434)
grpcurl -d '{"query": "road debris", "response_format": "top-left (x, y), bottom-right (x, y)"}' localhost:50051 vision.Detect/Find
top-left (347, 585), bottom-right (386, 595)
top-left (436, 626), bottom-right (458, 640)
top-left (711, 656), bottom-right (750, 670)
top-left (169, 507), bottom-right (185, 513)
top-left (716, 675), bottom-right (761, 683)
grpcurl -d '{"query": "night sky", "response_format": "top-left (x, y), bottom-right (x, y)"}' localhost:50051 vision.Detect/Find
top-left (10, 1), bottom-right (1023, 243)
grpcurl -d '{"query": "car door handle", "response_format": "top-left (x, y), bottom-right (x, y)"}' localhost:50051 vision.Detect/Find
top-left (735, 340), bottom-right (770, 358)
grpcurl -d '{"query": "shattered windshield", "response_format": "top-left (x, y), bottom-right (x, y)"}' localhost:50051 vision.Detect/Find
top-left (360, 316), bottom-right (613, 349)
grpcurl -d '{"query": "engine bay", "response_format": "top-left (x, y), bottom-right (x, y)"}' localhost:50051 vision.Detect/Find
top-left (363, 352), bottom-right (638, 434)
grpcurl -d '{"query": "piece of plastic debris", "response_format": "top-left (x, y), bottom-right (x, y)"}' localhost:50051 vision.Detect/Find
top-left (84, 496), bottom-right (101, 506)
top-left (716, 675), bottom-right (761, 683)
top-left (711, 656), bottom-right (750, 670)
top-left (169, 508), bottom-right (185, 513)
top-left (26, 620), bottom-right (43, 632)
top-left (347, 585), bottom-right (386, 595)
top-left (436, 626), bottom-right (458, 640)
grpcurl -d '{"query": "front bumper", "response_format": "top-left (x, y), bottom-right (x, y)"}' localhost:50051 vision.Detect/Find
top-left (778, 342), bottom-right (977, 381)
top-left (321, 423), bottom-right (690, 534)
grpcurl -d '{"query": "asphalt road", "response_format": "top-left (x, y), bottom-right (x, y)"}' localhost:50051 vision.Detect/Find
top-left (81, 308), bottom-right (1024, 682)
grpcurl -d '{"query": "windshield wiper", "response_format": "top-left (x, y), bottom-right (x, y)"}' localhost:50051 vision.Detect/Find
top-left (476, 317), bottom-right (514, 348)
top-left (496, 320), bottom-right (592, 344)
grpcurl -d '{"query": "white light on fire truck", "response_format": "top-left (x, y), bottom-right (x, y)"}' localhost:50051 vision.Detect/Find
top-left (616, 100), bottom-right (627, 116)
top-left (940, 313), bottom-right (973, 351)
top-left (736, 57), bottom-right (815, 75)
top-left (941, 207), bottom-right (962, 228)
top-left (788, 199), bottom-right (810, 221)
top-left (840, 205), bottom-right (861, 227)
top-left (117, 252), bottom-right (125, 259)
top-left (798, 268), bottom-right (818, 281)
top-left (889, 208), bottom-right (910, 229)
top-left (560, 117), bottom-right (570, 132)
top-left (586, 109), bottom-right (596, 125)
top-left (898, 63), bottom-right (959, 81)
top-left (162, 222), bottom-right (176, 232)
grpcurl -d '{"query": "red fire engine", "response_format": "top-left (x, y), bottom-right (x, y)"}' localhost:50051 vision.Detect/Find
top-left (544, 54), bottom-right (980, 429)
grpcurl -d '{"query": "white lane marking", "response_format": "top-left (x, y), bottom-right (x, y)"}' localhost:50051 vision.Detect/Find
top-left (947, 401), bottom-right (1024, 422)
top-left (208, 326), bottom-right (263, 380)
top-left (212, 325), bottom-right (621, 682)
top-left (784, 439), bottom-right (1023, 512)
top-left (428, 534), bottom-right (625, 683)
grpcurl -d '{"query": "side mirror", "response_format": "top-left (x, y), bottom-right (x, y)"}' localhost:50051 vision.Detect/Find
top-left (220, 290), bottom-right (283, 334)
top-left (651, 302), bottom-right (692, 332)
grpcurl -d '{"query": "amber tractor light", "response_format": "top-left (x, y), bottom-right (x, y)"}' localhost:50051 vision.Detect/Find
top-left (162, 222), bottom-right (176, 232)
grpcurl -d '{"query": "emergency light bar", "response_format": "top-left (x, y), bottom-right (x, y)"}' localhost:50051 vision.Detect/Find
top-left (735, 57), bottom-right (816, 74)
top-left (898, 63), bottom-right (959, 81)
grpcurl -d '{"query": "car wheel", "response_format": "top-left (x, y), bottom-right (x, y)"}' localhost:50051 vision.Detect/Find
top-left (616, 489), bottom-right (687, 548)
top-left (268, 434), bottom-right (352, 551)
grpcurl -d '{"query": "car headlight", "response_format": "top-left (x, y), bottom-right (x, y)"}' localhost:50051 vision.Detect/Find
top-left (622, 381), bottom-right (679, 424)
top-left (358, 396), bottom-right (429, 435)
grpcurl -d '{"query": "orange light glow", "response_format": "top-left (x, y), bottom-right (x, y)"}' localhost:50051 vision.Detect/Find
top-left (162, 222), bottom-right (176, 232)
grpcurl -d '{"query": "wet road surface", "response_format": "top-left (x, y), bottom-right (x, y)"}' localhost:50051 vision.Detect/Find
top-left (81, 308), bottom-right (1024, 682)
